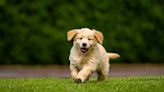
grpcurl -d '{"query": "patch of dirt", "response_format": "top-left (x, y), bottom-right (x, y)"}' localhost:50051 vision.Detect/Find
top-left (0, 64), bottom-right (163, 78)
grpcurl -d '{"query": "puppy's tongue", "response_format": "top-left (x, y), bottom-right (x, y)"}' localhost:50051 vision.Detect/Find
top-left (80, 48), bottom-right (88, 53)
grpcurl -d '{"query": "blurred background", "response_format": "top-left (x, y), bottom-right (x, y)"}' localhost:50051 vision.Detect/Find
top-left (0, 0), bottom-right (164, 65)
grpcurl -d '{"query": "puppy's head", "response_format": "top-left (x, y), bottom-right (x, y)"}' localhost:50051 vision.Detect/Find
top-left (67, 28), bottom-right (103, 54)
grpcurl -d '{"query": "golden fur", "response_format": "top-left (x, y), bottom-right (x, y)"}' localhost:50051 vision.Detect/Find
top-left (67, 28), bottom-right (120, 83)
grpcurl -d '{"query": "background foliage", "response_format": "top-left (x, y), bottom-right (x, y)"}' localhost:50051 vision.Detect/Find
top-left (0, 0), bottom-right (163, 64)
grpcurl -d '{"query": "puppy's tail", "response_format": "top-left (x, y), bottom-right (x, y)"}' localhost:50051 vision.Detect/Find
top-left (107, 53), bottom-right (120, 59)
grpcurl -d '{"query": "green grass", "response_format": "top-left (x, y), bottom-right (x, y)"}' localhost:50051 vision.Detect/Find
top-left (0, 76), bottom-right (163, 92)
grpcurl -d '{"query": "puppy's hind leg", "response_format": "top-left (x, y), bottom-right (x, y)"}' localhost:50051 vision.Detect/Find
top-left (97, 71), bottom-right (105, 81)
top-left (97, 64), bottom-right (110, 81)
top-left (86, 73), bottom-right (91, 82)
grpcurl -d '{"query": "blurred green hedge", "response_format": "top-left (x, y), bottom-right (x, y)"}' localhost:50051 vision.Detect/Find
top-left (0, 0), bottom-right (163, 64)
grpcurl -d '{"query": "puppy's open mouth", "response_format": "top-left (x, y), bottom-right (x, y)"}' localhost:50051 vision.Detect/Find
top-left (80, 48), bottom-right (88, 53)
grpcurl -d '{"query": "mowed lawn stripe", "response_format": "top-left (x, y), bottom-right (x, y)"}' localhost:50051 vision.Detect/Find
top-left (0, 76), bottom-right (163, 92)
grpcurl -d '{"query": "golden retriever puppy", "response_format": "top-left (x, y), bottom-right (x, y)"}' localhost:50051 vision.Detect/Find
top-left (67, 28), bottom-right (120, 83)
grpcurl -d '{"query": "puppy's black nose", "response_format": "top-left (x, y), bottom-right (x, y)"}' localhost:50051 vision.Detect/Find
top-left (82, 43), bottom-right (87, 47)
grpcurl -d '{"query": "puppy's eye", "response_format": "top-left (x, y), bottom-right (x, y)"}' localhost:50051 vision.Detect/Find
top-left (88, 38), bottom-right (92, 40)
top-left (79, 38), bottom-right (82, 40)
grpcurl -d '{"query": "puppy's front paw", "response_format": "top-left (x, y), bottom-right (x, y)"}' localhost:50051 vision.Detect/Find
top-left (75, 78), bottom-right (82, 83)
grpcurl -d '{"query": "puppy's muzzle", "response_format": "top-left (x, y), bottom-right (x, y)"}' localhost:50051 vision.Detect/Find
top-left (80, 43), bottom-right (88, 53)
top-left (82, 43), bottom-right (87, 47)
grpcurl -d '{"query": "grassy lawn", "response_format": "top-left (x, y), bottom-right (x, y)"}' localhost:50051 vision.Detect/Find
top-left (0, 76), bottom-right (163, 92)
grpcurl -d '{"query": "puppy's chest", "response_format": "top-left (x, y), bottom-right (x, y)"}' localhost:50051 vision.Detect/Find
top-left (78, 56), bottom-right (89, 64)
top-left (74, 55), bottom-right (96, 66)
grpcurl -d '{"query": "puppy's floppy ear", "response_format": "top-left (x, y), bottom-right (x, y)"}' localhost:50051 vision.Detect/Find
top-left (67, 29), bottom-right (78, 41)
top-left (94, 30), bottom-right (104, 44)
